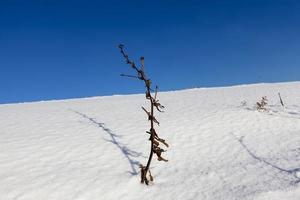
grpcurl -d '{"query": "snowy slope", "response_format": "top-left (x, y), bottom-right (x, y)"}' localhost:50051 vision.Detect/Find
top-left (1, 82), bottom-right (300, 200)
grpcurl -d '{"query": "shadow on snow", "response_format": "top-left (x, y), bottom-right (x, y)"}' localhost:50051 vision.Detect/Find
top-left (231, 133), bottom-right (300, 184)
top-left (70, 109), bottom-right (143, 176)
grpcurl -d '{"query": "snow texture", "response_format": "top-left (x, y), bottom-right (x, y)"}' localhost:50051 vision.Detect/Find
top-left (1, 82), bottom-right (300, 200)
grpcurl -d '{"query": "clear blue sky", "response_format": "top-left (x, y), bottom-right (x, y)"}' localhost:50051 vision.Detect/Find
top-left (1, 0), bottom-right (299, 104)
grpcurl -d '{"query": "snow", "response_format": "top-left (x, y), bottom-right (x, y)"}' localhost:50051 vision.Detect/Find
top-left (0, 81), bottom-right (300, 200)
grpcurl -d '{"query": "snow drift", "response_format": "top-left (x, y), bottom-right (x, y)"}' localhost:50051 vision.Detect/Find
top-left (1, 82), bottom-right (300, 200)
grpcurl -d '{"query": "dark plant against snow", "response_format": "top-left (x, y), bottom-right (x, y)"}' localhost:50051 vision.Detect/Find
top-left (278, 92), bottom-right (284, 107)
top-left (118, 44), bottom-right (169, 185)
top-left (256, 96), bottom-right (268, 111)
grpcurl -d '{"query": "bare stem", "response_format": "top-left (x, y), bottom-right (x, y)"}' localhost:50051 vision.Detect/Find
top-left (118, 44), bottom-right (168, 185)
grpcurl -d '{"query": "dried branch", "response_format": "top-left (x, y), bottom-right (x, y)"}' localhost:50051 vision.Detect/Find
top-left (256, 96), bottom-right (268, 111)
top-left (119, 44), bottom-right (168, 185)
top-left (120, 74), bottom-right (140, 79)
top-left (278, 92), bottom-right (284, 107)
top-left (142, 106), bottom-right (160, 125)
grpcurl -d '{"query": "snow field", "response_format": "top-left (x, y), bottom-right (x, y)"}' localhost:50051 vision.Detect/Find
top-left (0, 82), bottom-right (300, 199)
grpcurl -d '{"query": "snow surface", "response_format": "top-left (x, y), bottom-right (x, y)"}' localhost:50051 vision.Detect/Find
top-left (1, 82), bottom-right (300, 200)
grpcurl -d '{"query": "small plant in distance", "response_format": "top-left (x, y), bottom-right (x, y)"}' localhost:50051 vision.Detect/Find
top-left (118, 44), bottom-right (169, 185)
top-left (256, 96), bottom-right (268, 111)
top-left (278, 92), bottom-right (284, 107)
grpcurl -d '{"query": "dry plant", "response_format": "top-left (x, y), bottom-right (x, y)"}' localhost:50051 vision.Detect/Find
top-left (278, 92), bottom-right (284, 107)
top-left (256, 96), bottom-right (268, 111)
top-left (118, 44), bottom-right (169, 185)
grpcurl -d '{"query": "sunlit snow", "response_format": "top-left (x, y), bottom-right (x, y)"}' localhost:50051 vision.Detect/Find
top-left (0, 82), bottom-right (300, 200)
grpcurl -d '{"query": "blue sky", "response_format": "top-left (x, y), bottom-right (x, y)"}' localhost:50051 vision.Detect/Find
top-left (0, 0), bottom-right (299, 104)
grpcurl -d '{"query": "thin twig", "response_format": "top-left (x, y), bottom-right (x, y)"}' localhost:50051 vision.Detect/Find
top-left (119, 44), bottom-right (168, 185)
